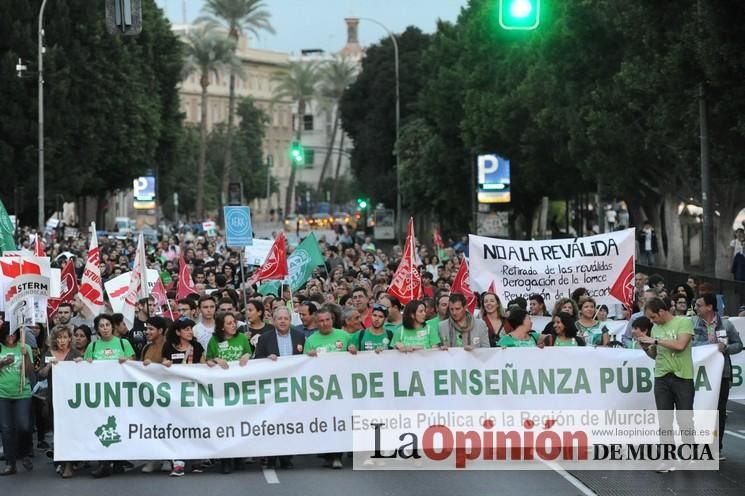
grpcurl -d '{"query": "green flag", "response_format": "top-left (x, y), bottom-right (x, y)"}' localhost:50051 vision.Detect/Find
top-left (287, 232), bottom-right (325, 291)
top-left (0, 199), bottom-right (16, 254)
top-left (257, 233), bottom-right (325, 295)
top-left (258, 280), bottom-right (281, 297)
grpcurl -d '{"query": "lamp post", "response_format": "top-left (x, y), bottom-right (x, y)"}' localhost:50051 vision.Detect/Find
top-left (358, 18), bottom-right (401, 245)
top-left (38, 0), bottom-right (49, 233)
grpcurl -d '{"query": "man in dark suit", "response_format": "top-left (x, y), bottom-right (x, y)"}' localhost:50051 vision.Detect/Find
top-left (254, 307), bottom-right (305, 360)
top-left (254, 306), bottom-right (305, 469)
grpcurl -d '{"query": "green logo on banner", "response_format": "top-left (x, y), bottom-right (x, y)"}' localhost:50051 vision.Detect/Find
top-left (95, 415), bottom-right (122, 447)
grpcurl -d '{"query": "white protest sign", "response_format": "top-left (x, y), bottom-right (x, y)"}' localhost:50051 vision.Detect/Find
top-left (469, 229), bottom-right (635, 309)
top-left (104, 269), bottom-right (160, 314)
top-left (53, 346), bottom-right (723, 461)
top-left (244, 238), bottom-right (275, 266)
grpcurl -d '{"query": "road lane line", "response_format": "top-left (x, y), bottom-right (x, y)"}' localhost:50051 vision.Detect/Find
top-left (263, 467), bottom-right (280, 484)
top-left (725, 430), bottom-right (745, 441)
top-left (544, 461), bottom-right (596, 496)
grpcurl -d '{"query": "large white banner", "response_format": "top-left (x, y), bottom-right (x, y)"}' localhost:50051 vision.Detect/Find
top-left (53, 346), bottom-right (723, 461)
top-left (533, 316), bottom-right (745, 400)
top-left (469, 229), bottom-right (636, 309)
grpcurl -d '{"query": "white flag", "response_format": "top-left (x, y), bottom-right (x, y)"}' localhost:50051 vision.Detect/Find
top-left (122, 233), bottom-right (149, 328)
top-left (79, 223), bottom-right (104, 316)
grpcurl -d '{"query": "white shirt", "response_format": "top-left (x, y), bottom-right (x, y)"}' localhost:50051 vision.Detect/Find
top-left (194, 322), bottom-right (215, 349)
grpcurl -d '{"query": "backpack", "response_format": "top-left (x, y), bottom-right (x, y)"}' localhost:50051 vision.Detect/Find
top-left (358, 329), bottom-right (394, 350)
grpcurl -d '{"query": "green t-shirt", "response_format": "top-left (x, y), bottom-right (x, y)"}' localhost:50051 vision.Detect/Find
top-left (626, 340), bottom-right (641, 350)
top-left (84, 337), bottom-right (136, 361)
top-left (304, 329), bottom-right (350, 354)
top-left (651, 316), bottom-right (694, 379)
top-left (575, 321), bottom-right (608, 346)
top-left (390, 325), bottom-right (441, 349)
top-left (352, 328), bottom-right (393, 352)
top-left (384, 321), bottom-right (403, 335)
top-left (555, 337), bottom-right (580, 347)
top-left (0, 345), bottom-right (33, 399)
top-left (425, 317), bottom-right (440, 335)
top-left (498, 331), bottom-right (540, 348)
top-left (206, 333), bottom-right (253, 361)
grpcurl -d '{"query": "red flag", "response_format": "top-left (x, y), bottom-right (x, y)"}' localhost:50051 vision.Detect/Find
top-left (49, 259), bottom-right (79, 317)
top-left (610, 256), bottom-right (635, 310)
top-left (451, 259), bottom-right (477, 313)
top-left (79, 224), bottom-right (104, 316)
top-left (487, 280), bottom-right (496, 293)
top-left (388, 218), bottom-right (422, 305)
top-left (151, 277), bottom-right (168, 312)
top-left (176, 254), bottom-right (198, 299)
top-left (251, 232), bottom-right (288, 283)
top-left (34, 235), bottom-right (45, 257)
top-left (122, 233), bottom-right (148, 328)
top-left (433, 226), bottom-right (444, 249)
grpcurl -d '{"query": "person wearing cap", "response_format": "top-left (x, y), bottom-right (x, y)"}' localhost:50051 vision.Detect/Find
top-left (348, 303), bottom-right (393, 353)
top-left (160, 317), bottom-right (205, 476)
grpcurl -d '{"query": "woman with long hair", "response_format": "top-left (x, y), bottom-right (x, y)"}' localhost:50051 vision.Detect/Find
top-left (245, 299), bottom-right (275, 349)
top-left (161, 318), bottom-right (205, 476)
top-left (0, 323), bottom-right (34, 476)
top-left (575, 297), bottom-right (610, 346)
top-left (498, 309), bottom-right (546, 348)
top-left (37, 326), bottom-right (80, 478)
top-left (72, 325), bottom-right (92, 355)
top-left (479, 292), bottom-right (511, 347)
top-left (77, 314), bottom-right (135, 478)
top-left (390, 300), bottom-right (441, 352)
top-left (551, 312), bottom-right (585, 347)
top-left (205, 312), bottom-right (252, 474)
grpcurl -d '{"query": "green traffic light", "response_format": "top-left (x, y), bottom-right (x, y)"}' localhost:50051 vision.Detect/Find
top-left (499, 0), bottom-right (540, 30)
top-left (359, 200), bottom-right (367, 209)
top-left (290, 141), bottom-right (304, 165)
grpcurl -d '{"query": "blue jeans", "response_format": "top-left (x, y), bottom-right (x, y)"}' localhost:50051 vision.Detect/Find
top-left (0, 397), bottom-right (32, 467)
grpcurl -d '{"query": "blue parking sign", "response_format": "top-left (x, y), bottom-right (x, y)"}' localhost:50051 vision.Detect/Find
top-left (224, 206), bottom-right (253, 247)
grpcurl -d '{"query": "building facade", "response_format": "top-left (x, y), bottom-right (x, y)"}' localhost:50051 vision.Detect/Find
top-left (174, 18), bottom-right (363, 218)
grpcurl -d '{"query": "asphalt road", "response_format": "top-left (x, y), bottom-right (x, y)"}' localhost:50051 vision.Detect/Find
top-left (3, 401), bottom-right (745, 496)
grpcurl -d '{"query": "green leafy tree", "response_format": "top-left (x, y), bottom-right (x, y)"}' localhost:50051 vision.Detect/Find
top-left (182, 21), bottom-right (241, 219)
top-left (271, 60), bottom-right (323, 218)
top-left (0, 0), bottom-right (183, 224)
top-left (198, 0), bottom-right (274, 213)
top-left (339, 27), bottom-right (432, 210)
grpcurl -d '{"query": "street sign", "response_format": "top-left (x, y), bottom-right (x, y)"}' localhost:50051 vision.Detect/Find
top-left (224, 206), bottom-right (253, 247)
top-left (477, 154), bottom-right (511, 204)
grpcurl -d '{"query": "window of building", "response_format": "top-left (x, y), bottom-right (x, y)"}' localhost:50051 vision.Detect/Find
top-left (303, 115), bottom-right (314, 131)
top-left (304, 149), bottom-right (315, 167)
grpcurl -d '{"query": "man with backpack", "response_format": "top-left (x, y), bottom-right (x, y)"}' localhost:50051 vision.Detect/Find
top-left (347, 304), bottom-right (393, 353)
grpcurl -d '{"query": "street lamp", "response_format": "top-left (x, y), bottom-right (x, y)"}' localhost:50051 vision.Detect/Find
top-left (358, 17), bottom-right (401, 245)
top-left (38, 0), bottom-right (49, 233)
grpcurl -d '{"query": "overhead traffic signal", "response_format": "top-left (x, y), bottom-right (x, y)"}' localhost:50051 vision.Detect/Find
top-left (498, 0), bottom-right (540, 31)
top-left (290, 141), bottom-right (305, 166)
top-left (105, 0), bottom-right (143, 35)
top-left (356, 197), bottom-right (368, 210)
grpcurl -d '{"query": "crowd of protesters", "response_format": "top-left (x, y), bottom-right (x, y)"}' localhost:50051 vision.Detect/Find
top-left (0, 224), bottom-right (743, 477)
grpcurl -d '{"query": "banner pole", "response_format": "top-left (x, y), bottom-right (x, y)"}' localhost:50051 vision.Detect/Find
top-left (239, 247), bottom-right (249, 317)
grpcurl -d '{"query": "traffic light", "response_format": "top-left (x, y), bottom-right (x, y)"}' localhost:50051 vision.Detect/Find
top-left (290, 141), bottom-right (305, 166)
top-left (105, 0), bottom-right (143, 36)
top-left (356, 197), bottom-right (368, 210)
top-left (498, 0), bottom-right (540, 31)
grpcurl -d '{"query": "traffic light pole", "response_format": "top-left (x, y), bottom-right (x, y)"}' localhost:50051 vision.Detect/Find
top-left (38, 0), bottom-right (48, 233)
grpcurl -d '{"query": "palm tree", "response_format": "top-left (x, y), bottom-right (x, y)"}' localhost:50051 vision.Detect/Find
top-left (316, 56), bottom-right (358, 191)
top-left (271, 60), bottom-right (323, 219)
top-left (183, 22), bottom-right (242, 219)
top-left (199, 0), bottom-right (274, 213)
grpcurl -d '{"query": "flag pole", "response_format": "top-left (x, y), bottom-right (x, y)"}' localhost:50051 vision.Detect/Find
top-left (239, 246), bottom-right (249, 321)
top-left (19, 256), bottom-right (26, 392)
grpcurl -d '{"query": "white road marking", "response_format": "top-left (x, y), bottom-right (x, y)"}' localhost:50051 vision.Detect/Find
top-left (725, 430), bottom-right (745, 441)
top-left (544, 461), bottom-right (596, 496)
top-left (263, 467), bottom-right (280, 484)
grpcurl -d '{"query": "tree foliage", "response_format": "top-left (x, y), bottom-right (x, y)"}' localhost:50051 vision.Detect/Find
top-left (0, 0), bottom-right (183, 222)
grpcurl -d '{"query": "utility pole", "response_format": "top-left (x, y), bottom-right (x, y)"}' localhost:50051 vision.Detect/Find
top-left (38, 0), bottom-right (48, 233)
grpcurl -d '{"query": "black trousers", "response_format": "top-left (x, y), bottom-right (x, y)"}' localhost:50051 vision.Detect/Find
top-left (654, 373), bottom-right (695, 446)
